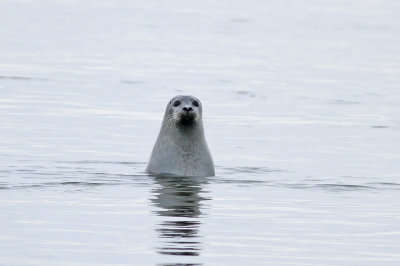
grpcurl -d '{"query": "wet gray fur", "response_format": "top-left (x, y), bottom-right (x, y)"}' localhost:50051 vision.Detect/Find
top-left (146, 95), bottom-right (215, 177)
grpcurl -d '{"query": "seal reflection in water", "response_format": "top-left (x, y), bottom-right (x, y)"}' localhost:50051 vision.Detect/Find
top-left (146, 95), bottom-right (215, 177)
top-left (151, 175), bottom-right (207, 257)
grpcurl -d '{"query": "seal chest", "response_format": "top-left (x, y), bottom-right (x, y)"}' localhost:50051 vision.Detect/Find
top-left (146, 95), bottom-right (215, 177)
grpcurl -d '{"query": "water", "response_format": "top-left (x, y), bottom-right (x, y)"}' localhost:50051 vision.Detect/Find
top-left (1, 0), bottom-right (400, 265)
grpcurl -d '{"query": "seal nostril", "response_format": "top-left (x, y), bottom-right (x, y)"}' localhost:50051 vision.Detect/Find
top-left (183, 107), bottom-right (192, 112)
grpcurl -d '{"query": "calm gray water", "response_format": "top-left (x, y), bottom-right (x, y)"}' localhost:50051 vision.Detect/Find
top-left (1, 0), bottom-right (400, 265)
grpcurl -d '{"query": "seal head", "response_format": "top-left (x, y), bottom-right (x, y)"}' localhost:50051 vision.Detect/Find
top-left (146, 95), bottom-right (215, 177)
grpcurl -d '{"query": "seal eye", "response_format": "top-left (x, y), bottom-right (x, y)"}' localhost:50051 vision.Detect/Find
top-left (173, 100), bottom-right (181, 107)
top-left (192, 100), bottom-right (199, 107)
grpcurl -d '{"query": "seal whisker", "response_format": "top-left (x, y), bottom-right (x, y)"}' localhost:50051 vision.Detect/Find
top-left (163, 114), bottom-right (176, 129)
top-left (165, 116), bottom-right (178, 129)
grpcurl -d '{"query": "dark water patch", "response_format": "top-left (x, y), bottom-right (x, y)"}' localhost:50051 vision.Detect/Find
top-left (331, 99), bottom-right (362, 105)
top-left (314, 183), bottom-right (376, 191)
top-left (209, 166), bottom-right (288, 187)
top-left (121, 80), bottom-right (146, 84)
top-left (218, 79), bottom-right (233, 83)
top-left (14, 169), bottom-right (37, 173)
top-left (219, 166), bottom-right (286, 174)
top-left (230, 18), bottom-right (249, 23)
top-left (28, 172), bottom-right (60, 176)
top-left (57, 181), bottom-right (104, 186)
top-left (158, 250), bottom-right (199, 256)
top-left (276, 182), bottom-right (381, 192)
top-left (57, 160), bottom-right (146, 166)
top-left (158, 221), bottom-right (200, 238)
top-left (366, 182), bottom-right (400, 190)
top-left (235, 90), bottom-right (256, 98)
top-left (0, 181), bottom-right (113, 190)
top-left (371, 125), bottom-right (388, 128)
top-left (210, 177), bottom-right (270, 186)
top-left (0, 75), bottom-right (48, 81)
top-left (157, 220), bottom-right (201, 256)
top-left (0, 173), bottom-right (153, 190)
top-left (2, 184), bottom-right (47, 190)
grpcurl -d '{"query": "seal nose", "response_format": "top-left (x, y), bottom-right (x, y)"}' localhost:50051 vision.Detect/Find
top-left (182, 106), bottom-right (193, 113)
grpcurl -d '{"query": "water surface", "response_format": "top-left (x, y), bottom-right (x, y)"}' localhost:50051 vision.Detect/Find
top-left (1, 0), bottom-right (400, 265)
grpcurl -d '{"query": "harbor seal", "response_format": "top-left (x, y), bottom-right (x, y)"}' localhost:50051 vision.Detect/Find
top-left (146, 95), bottom-right (215, 177)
